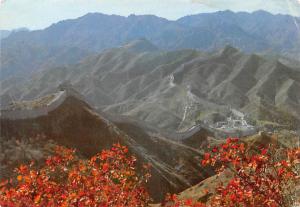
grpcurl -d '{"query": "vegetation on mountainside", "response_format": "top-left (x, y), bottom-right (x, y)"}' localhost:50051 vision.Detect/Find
top-left (0, 138), bottom-right (299, 207)
top-left (0, 144), bottom-right (150, 206)
top-left (166, 138), bottom-right (300, 207)
top-left (257, 103), bottom-right (299, 130)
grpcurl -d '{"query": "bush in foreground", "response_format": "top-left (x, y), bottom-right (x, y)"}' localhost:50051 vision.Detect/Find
top-left (165, 138), bottom-right (300, 207)
top-left (0, 138), bottom-right (299, 207)
top-left (0, 143), bottom-right (150, 206)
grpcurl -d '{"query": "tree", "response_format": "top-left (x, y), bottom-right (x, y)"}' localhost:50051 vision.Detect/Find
top-left (1, 138), bottom-right (299, 207)
top-left (164, 138), bottom-right (300, 207)
top-left (0, 143), bottom-right (150, 207)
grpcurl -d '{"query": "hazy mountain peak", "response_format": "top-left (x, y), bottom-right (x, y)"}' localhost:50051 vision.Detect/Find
top-left (216, 10), bottom-right (235, 15)
top-left (220, 45), bottom-right (240, 56)
top-left (0, 30), bottom-right (11, 40)
top-left (12, 27), bottom-right (30, 32)
top-left (2, 10), bottom-right (300, 81)
top-left (251, 10), bottom-right (273, 16)
top-left (121, 38), bottom-right (159, 53)
top-left (127, 13), bottom-right (167, 20)
top-left (80, 12), bottom-right (123, 19)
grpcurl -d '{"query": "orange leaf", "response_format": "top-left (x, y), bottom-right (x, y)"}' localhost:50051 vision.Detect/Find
top-left (17, 175), bottom-right (22, 181)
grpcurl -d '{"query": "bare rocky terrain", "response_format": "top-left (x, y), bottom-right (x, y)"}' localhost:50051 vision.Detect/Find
top-left (1, 9), bottom-right (300, 203)
top-left (0, 88), bottom-right (217, 202)
top-left (1, 40), bottom-right (299, 132)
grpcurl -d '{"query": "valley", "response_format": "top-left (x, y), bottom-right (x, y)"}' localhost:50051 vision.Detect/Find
top-left (1, 41), bottom-right (299, 132)
top-left (0, 8), bottom-right (299, 206)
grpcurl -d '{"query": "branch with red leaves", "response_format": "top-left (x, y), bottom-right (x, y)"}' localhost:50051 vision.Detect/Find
top-left (0, 143), bottom-right (150, 207)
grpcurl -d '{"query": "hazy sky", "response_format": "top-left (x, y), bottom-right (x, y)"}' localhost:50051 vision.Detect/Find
top-left (0, 0), bottom-right (300, 30)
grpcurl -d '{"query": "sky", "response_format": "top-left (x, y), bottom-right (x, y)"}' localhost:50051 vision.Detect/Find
top-left (0, 0), bottom-right (300, 30)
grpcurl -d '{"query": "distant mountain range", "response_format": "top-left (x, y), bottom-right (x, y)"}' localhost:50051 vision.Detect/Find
top-left (0, 28), bottom-right (29, 40)
top-left (1, 10), bottom-right (300, 202)
top-left (1, 10), bottom-right (300, 80)
top-left (2, 39), bottom-right (299, 131)
top-left (1, 86), bottom-right (297, 202)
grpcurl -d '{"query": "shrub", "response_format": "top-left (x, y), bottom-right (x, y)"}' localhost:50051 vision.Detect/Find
top-left (1, 138), bottom-right (299, 207)
top-left (165, 138), bottom-right (300, 207)
top-left (0, 143), bottom-right (150, 207)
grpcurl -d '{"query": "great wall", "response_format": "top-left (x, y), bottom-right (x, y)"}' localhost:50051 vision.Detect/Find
top-left (0, 84), bottom-right (84, 120)
top-left (0, 83), bottom-right (257, 139)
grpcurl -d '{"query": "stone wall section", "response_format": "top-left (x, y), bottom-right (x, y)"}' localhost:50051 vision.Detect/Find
top-left (0, 91), bottom-right (68, 120)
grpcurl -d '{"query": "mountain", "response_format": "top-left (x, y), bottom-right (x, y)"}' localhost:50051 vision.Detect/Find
top-left (121, 38), bottom-right (160, 53)
top-left (175, 132), bottom-right (300, 204)
top-left (1, 10), bottom-right (300, 80)
top-left (2, 42), bottom-right (299, 131)
top-left (0, 85), bottom-right (217, 202)
top-left (0, 28), bottom-right (30, 40)
top-left (0, 30), bottom-right (11, 40)
top-left (178, 10), bottom-right (300, 58)
top-left (1, 10), bottom-right (299, 203)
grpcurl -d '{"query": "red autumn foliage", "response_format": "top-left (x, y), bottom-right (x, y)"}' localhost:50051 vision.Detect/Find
top-left (0, 143), bottom-right (150, 207)
top-left (0, 138), bottom-right (299, 207)
top-left (162, 194), bottom-right (206, 207)
top-left (165, 138), bottom-right (300, 207)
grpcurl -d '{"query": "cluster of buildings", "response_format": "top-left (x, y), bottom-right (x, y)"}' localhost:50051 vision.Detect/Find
top-left (212, 109), bottom-right (257, 137)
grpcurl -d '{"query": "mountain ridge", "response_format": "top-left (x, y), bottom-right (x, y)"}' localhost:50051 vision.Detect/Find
top-left (2, 42), bottom-right (299, 131)
top-left (0, 87), bottom-right (216, 202)
top-left (1, 10), bottom-right (300, 80)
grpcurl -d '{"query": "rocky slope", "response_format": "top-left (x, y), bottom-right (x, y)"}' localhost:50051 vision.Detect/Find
top-left (0, 87), bottom-right (216, 202)
top-left (2, 41), bottom-right (299, 131)
top-left (1, 10), bottom-right (300, 80)
top-left (161, 132), bottom-right (300, 205)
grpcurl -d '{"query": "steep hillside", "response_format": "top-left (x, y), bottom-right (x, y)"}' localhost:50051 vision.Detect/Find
top-left (1, 10), bottom-right (300, 80)
top-left (2, 42), bottom-right (299, 131)
top-left (0, 88), bottom-right (215, 202)
top-left (178, 10), bottom-right (300, 59)
top-left (172, 132), bottom-right (300, 205)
